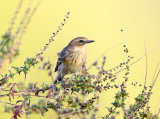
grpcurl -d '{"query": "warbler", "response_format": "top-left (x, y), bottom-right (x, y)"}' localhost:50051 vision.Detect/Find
top-left (54, 37), bottom-right (94, 86)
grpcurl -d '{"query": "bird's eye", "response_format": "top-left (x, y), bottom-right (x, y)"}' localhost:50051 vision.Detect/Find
top-left (79, 40), bottom-right (84, 44)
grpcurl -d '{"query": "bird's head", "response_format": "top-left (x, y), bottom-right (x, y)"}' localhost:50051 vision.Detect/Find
top-left (68, 37), bottom-right (95, 48)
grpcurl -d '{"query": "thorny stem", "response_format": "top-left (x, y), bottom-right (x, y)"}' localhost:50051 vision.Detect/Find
top-left (0, 85), bottom-right (52, 98)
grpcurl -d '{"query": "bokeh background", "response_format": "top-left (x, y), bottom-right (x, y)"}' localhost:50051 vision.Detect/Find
top-left (0, 0), bottom-right (160, 118)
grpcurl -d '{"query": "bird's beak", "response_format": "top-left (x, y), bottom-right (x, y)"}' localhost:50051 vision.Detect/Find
top-left (87, 40), bottom-right (95, 43)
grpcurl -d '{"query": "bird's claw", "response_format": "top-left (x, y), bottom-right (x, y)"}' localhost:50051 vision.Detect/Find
top-left (50, 83), bottom-right (55, 87)
top-left (61, 80), bottom-right (65, 88)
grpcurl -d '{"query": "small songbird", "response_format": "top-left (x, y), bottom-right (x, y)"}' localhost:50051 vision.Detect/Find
top-left (54, 37), bottom-right (94, 86)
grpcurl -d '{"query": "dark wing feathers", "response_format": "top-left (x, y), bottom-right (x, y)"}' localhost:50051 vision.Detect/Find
top-left (54, 47), bottom-right (68, 72)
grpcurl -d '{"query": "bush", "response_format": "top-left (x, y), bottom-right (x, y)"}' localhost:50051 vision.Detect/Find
top-left (0, 1), bottom-right (160, 119)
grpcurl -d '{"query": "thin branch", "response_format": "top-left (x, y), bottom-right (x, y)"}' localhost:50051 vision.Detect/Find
top-left (0, 12), bottom-right (70, 85)
top-left (35, 11), bottom-right (70, 59)
top-left (113, 53), bottom-right (146, 76)
top-left (87, 43), bottom-right (121, 70)
top-left (11, 0), bottom-right (32, 44)
top-left (158, 108), bottom-right (160, 116)
top-left (151, 63), bottom-right (160, 86)
top-left (0, 85), bottom-right (52, 98)
top-left (0, 101), bottom-right (16, 106)
top-left (128, 69), bottom-right (160, 119)
top-left (8, 0), bottom-right (24, 34)
top-left (16, 0), bottom-right (43, 47)
top-left (0, 37), bottom-right (10, 51)
top-left (106, 106), bottom-right (117, 118)
top-left (150, 69), bottom-right (160, 91)
top-left (142, 42), bottom-right (148, 93)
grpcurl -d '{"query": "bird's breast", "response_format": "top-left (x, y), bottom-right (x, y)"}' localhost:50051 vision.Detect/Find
top-left (62, 51), bottom-right (86, 74)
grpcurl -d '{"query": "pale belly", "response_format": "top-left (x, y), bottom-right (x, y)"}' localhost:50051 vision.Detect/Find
top-left (59, 63), bottom-right (82, 74)
top-left (59, 53), bottom-right (85, 75)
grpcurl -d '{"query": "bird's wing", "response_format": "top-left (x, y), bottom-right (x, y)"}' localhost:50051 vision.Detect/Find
top-left (54, 47), bottom-right (68, 72)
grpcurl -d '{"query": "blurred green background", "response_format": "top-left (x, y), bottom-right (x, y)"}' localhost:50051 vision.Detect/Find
top-left (0, 0), bottom-right (160, 118)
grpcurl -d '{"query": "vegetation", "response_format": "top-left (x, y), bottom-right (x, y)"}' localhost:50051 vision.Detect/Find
top-left (0, 1), bottom-right (160, 119)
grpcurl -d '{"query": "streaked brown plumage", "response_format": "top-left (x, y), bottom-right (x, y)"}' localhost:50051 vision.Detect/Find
top-left (54, 37), bottom-right (94, 86)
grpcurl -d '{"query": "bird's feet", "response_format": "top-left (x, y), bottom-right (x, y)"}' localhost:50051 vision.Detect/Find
top-left (61, 80), bottom-right (65, 88)
top-left (50, 83), bottom-right (55, 86)
top-left (50, 83), bottom-right (56, 89)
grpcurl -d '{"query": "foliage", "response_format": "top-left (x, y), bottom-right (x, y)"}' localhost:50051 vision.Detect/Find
top-left (0, 1), bottom-right (160, 119)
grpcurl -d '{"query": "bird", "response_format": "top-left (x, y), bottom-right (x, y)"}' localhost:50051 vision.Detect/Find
top-left (54, 37), bottom-right (94, 86)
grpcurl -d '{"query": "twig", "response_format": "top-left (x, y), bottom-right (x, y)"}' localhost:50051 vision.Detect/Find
top-left (0, 101), bottom-right (16, 106)
top-left (106, 106), bottom-right (117, 118)
top-left (113, 54), bottom-right (146, 75)
top-left (150, 69), bottom-right (160, 91)
top-left (0, 12), bottom-right (70, 85)
top-left (8, 0), bottom-right (24, 34)
top-left (11, 0), bottom-right (32, 44)
top-left (0, 85), bottom-right (52, 98)
top-left (87, 43), bottom-right (121, 70)
top-left (142, 42), bottom-right (148, 94)
top-left (16, 0), bottom-right (43, 47)
top-left (158, 108), bottom-right (160, 116)
top-left (128, 69), bottom-right (160, 119)
top-left (35, 12), bottom-right (70, 59)
top-left (0, 37), bottom-right (10, 51)
top-left (151, 63), bottom-right (160, 86)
